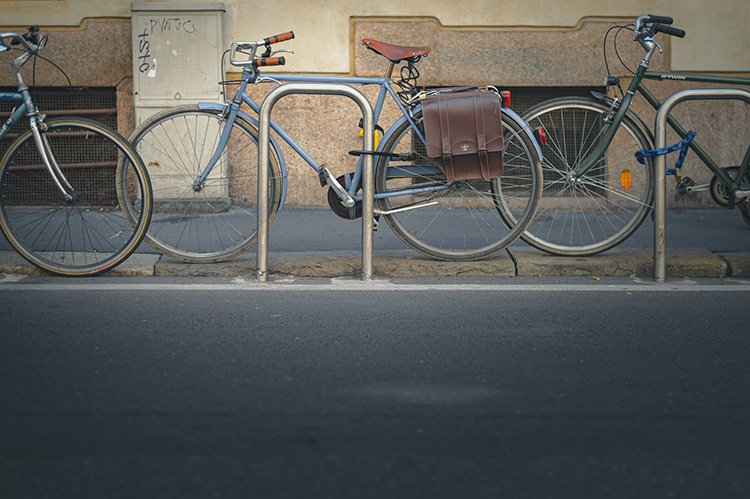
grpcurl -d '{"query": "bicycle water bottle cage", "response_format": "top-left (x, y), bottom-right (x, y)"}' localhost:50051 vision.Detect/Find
top-left (635, 130), bottom-right (696, 175)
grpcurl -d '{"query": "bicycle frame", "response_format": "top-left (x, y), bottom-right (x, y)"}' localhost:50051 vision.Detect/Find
top-left (0, 91), bottom-right (27, 141)
top-left (638, 72), bottom-right (750, 190)
top-left (574, 66), bottom-right (750, 195)
top-left (192, 65), bottom-right (542, 209)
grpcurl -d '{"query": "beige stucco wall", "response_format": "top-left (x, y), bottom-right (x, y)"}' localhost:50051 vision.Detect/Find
top-left (2, 1), bottom-right (748, 208)
top-left (2, 0), bottom-right (748, 73)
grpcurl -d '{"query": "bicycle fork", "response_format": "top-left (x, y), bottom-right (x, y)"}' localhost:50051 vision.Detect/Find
top-left (29, 116), bottom-right (75, 202)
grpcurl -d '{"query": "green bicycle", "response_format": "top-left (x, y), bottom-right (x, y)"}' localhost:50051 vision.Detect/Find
top-left (521, 14), bottom-right (750, 256)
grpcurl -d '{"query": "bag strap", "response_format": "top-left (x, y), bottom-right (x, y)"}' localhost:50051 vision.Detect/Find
top-left (474, 92), bottom-right (491, 181)
top-left (438, 97), bottom-right (455, 183)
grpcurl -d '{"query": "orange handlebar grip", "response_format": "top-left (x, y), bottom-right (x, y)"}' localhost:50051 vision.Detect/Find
top-left (254, 56), bottom-right (286, 67)
top-left (264, 31), bottom-right (295, 45)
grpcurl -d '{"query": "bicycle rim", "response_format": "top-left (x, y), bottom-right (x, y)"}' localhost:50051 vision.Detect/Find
top-left (0, 118), bottom-right (151, 276)
top-left (521, 98), bottom-right (654, 256)
top-left (127, 106), bottom-right (282, 263)
top-left (376, 111), bottom-right (541, 261)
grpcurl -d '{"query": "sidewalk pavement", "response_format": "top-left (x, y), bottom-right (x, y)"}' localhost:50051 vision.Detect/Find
top-left (1, 208), bottom-right (749, 279)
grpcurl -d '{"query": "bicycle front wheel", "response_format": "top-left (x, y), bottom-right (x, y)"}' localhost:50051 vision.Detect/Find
top-left (521, 97), bottom-right (654, 256)
top-left (375, 110), bottom-right (542, 261)
top-left (0, 118), bottom-right (152, 276)
top-left (127, 105), bottom-right (282, 263)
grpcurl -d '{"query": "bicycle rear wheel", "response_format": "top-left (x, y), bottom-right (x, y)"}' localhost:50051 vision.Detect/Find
top-left (375, 110), bottom-right (542, 261)
top-left (0, 118), bottom-right (152, 276)
top-left (126, 105), bottom-right (282, 263)
top-left (520, 97), bottom-right (654, 256)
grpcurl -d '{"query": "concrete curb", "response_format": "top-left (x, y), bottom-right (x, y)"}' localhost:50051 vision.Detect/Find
top-left (716, 251), bottom-right (750, 277)
top-left (2, 248), bottom-right (748, 279)
top-left (0, 252), bottom-right (161, 277)
top-left (514, 248), bottom-right (729, 278)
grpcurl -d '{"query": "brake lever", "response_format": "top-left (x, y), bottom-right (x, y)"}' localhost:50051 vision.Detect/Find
top-left (269, 49), bottom-right (294, 56)
top-left (646, 37), bottom-right (664, 53)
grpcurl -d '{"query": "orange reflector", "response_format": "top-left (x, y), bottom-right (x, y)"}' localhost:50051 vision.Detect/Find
top-left (620, 168), bottom-right (633, 190)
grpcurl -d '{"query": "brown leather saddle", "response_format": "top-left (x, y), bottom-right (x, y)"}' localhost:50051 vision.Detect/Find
top-left (362, 39), bottom-right (430, 62)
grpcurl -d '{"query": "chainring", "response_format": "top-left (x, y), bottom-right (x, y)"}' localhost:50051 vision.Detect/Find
top-left (711, 167), bottom-right (750, 208)
top-left (710, 167), bottom-right (738, 207)
top-left (327, 174), bottom-right (362, 220)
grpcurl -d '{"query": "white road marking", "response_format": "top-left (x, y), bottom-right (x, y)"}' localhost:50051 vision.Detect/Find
top-left (0, 274), bottom-right (27, 283)
top-left (0, 279), bottom-right (748, 293)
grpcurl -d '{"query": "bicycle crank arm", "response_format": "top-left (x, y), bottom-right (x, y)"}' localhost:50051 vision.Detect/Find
top-left (320, 167), bottom-right (355, 207)
top-left (683, 183), bottom-right (709, 193)
top-left (375, 200), bottom-right (439, 215)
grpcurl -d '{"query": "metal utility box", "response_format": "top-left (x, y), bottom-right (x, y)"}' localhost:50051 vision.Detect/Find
top-left (131, 2), bottom-right (225, 124)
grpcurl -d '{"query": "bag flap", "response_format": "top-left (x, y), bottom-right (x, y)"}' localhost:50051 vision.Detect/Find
top-left (423, 90), bottom-right (503, 159)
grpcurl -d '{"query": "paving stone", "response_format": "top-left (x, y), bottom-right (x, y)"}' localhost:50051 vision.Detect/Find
top-left (717, 251), bottom-right (750, 277)
top-left (0, 251), bottom-right (42, 276)
top-left (108, 254), bottom-right (159, 277)
top-left (513, 248), bottom-right (727, 278)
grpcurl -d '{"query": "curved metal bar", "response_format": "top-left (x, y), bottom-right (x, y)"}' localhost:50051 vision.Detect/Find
top-left (653, 88), bottom-right (750, 282)
top-left (257, 83), bottom-right (375, 282)
top-left (196, 102), bottom-right (290, 209)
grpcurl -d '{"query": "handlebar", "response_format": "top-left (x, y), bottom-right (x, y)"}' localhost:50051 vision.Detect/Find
top-left (254, 56), bottom-right (286, 67)
top-left (1, 26), bottom-right (43, 55)
top-left (262, 31), bottom-right (295, 46)
top-left (644, 15), bottom-right (674, 25)
top-left (1, 26), bottom-right (46, 74)
top-left (636, 15), bottom-right (686, 40)
top-left (230, 30), bottom-right (295, 68)
top-left (653, 23), bottom-right (686, 39)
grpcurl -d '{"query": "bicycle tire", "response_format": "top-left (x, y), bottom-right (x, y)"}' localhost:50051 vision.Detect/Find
top-left (520, 97), bottom-right (654, 256)
top-left (375, 109), bottom-right (542, 261)
top-left (0, 118), bottom-right (152, 276)
top-left (125, 105), bottom-right (282, 263)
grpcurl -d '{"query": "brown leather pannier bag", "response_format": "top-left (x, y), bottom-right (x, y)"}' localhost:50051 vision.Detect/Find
top-left (422, 89), bottom-right (504, 184)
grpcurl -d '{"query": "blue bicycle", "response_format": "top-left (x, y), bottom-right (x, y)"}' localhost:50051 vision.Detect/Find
top-left (127, 31), bottom-right (543, 262)
top-left (0, 27), bottom-right (152, 276)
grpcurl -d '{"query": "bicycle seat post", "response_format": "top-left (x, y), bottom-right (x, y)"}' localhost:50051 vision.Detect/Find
top-left (384, 61), bottom-right (395, 79)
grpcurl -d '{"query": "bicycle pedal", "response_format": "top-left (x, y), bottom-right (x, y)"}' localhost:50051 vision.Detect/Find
top-left (676, 177), bottom-right (695, 194)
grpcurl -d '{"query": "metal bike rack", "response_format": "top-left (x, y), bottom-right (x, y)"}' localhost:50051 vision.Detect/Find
top-left (256, 83), bottom-right (375, 283)
top-left (653, 88), bottom-right (750, 282)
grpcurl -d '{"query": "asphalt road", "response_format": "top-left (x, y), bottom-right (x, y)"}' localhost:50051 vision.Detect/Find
top-left (1, 276), bottom-right (750, 498)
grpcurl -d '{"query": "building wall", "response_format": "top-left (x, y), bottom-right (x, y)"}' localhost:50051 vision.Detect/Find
top-left (4, 0), bottom-right (748, 72)
top-left (2, 0), bottom-right (748, 207)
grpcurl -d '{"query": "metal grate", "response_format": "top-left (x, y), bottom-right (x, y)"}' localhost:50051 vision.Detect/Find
top-left (0, 86), bottom-right (117, 138)
top-left (501, 86), bottom-right (605, 194)
top-left (498, 86), bottom-right (602, 114)
top-left (0, 87), bottom-right (119, 205)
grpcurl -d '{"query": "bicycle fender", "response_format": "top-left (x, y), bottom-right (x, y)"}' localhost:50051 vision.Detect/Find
top-left (197, 102), bottom-right (290, 209)
top-left (379, 105), bottom-right (544, 162)
top-left (501, 107), bottom-right (544, 162)
top-left (377, 115), bottom-right (411, 153)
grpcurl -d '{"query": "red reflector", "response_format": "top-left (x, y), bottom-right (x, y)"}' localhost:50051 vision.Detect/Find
top-left (500, 90), bottom-right (511, 108)
top-left (536, 127), bottom-right (547, 146)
